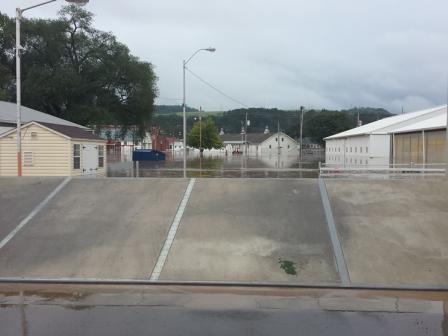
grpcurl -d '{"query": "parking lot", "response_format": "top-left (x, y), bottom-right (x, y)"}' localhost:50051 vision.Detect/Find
top-left (0, 177), bottom-right (447, 288)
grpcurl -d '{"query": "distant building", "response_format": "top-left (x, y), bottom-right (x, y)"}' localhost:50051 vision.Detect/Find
top-left (220, 127), bottom-right (298, 155)
top-left (324, 105), bottom-right (447, 167)
top-left (0, 121), bottom-right (106, 176)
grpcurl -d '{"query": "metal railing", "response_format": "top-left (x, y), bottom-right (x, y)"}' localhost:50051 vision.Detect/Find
top-left (319, 162), bottom-right (446, 177)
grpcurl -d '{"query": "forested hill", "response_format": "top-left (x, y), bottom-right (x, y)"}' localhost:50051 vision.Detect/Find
top-left (152, 106), bottom-right (392, 144)
top-left (155, 105), bottom-right (199, 114)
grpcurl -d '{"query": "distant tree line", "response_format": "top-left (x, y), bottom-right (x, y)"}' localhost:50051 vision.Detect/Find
top-left (152, 106), bottom-right (391, 144)
top-left (155, 105), bottom-right (198, 114)
top-left (0, 6), bottom-right (157, 139)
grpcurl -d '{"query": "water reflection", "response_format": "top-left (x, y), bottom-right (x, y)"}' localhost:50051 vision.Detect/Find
top-left (107, 148), bottom-right (324, 178)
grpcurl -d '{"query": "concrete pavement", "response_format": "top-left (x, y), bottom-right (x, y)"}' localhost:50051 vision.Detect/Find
top-left (326, 179), bottom-right (448, 286)
top-left (0, 178), bottom-right (64, 242)
top-left (0, 179), bottom-right (188, 279)
top-left (161, 179), bottom-right (339, 283)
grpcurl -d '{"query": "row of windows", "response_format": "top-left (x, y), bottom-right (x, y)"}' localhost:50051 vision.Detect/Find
top-left (328, 146), bottom-right (369, 154)
top-left (327, 155), bottom-right (369, 165)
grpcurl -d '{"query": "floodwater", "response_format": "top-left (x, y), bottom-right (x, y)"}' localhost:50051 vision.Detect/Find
top-left (107, 148), bottom-right (324, 178)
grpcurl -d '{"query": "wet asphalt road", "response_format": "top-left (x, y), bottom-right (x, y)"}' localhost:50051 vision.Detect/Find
top-left (0, 285), bottom-right (447, 336)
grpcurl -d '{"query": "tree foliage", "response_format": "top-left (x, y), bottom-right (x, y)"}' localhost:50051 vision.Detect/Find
top-left (153, 106), bottom-right (391, 144)
top-left (0, 6), bottom-right (157, 138)
top-left (187, 117), bottom-right (223, 150)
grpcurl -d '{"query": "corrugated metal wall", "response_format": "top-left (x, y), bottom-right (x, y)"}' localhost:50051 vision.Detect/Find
top-left (394, 129), bottom-right (446, 164)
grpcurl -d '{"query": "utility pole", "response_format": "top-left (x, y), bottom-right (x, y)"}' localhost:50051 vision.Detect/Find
top-left (299, 106), bottom-right (304, 163)
top-left (245, 111), bottom-right (248, 156)
top-left (277, 120), bottom-right (281, 156)
top-left (446, 76), bottom-right (448, 178)
top-left (199, 106), bottom-right (202, 156)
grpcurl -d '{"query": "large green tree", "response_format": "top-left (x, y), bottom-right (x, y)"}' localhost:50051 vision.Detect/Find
top-left (187, 117), bottom-right (223, 150)
top-left (0, 6), bottom-right (157, 139)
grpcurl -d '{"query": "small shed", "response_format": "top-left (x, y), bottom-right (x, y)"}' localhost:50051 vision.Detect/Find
top-left (0, 121), bottom-right (107, 176)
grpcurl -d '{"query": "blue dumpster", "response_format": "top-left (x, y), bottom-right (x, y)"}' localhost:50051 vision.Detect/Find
top-left (132, 149), bottom-right (166, 161)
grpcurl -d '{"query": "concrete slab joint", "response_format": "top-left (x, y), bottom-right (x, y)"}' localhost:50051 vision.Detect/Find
top-left (318, 178), bottom-right (351, 285)
top-left (150, 178), bottom-right (196, 281)
top-left (0, 177), bottom-right (72, 251)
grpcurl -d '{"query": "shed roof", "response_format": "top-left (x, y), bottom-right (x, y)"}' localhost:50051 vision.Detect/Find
top-left (0, 126), bottom-right (13, 135)
top-left (40, 122), bottom-right (105, 141)
top-left (325, 105), bottom-right (447, 140)
top-left (0, 121), bottom-right (105, 141)
top-left (0, 101), bottom-right (88, 129)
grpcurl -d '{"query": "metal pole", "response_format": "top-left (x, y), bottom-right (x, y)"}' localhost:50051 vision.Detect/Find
top-left (446, 78), bottom-right (448, 177)
top-left (182, 60), bottom-right (187, 178)
top-left (16, 8), bottom-right (22, 177)
top-left (199, 107), bottom-right (202, 153)
top-left (277, 120), bottom-right (280, 156)
top-left (245, 112), bottom-right (248, 156)
top-left (299, 106), bottom-right (304, 163)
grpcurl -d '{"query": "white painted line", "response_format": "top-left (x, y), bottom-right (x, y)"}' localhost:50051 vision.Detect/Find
top-left (0, 177), bottom-right (72, 251)
top-left (149, 178), bottom-right (196, 281)
top-left (318, 178), bottom-right (351, 285)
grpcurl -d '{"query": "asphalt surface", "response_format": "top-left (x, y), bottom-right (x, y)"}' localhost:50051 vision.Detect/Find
top-left (0, 284), bottom-right (446, 336)
top-left (0, 178), bottom-right (188, 279)
top-left (161, 179), bottom-right (339, 283)
top-left (0, 177), bottom-right (64, 241)
top-left (326, 179), bottom-right (448, 286)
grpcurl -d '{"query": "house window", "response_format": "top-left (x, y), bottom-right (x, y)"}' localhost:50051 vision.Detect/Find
top-left (287, 145), bottom-right (290, 149)
top-left (73, 144), bottom-right (81, 169)
top-left (360, 147), bottom-right (362, 153)
top-left (355, 147), bottom-right (357, 153)
top-left (281, 138), bottom-right (284, 142)
top-left (98, 145), bottom-right (105, 168)
top-left (275, 138), bottom-right (278, 142)
top-left (269, 145), bottom-right (272, 149)
top-left (23, 152), bottom-right (33, 166)
top-left (350, 147), bottom-right (352, 152)
top-left (366, 146), bottom-right (368, 153)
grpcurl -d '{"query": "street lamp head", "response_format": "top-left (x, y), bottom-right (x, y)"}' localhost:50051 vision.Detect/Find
top-left (205, 47), bottom-right (216, 52)
top-left (65, 0), bottom-right (89, 6)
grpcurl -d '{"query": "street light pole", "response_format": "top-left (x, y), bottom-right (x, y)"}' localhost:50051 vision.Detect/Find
top-left (182, 47), bottom-right (215, 178)
top-left (199, 106), bottom-right (202, 155)
top-left (16, 8), bottom-right (23, 177)
top-left (15, 0), bottom-right (89, 177)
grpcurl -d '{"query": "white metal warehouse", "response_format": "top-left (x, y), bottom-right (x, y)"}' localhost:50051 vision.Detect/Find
top-left (324, 105), bottom-right (447, 167)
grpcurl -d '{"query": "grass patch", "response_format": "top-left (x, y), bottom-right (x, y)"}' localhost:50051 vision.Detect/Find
top-left (278, 259), bottom-right (297, 275)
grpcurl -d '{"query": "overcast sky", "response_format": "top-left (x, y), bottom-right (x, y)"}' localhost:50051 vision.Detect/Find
top-left (3, 0), bottom-right (448, 113)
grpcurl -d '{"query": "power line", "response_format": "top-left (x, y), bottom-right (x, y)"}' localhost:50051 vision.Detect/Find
top-left (185, 67), bottom-right (250, 108)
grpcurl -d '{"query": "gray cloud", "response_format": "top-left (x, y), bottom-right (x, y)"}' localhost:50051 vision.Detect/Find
top-left (3, 0), bottom-right (448, 112)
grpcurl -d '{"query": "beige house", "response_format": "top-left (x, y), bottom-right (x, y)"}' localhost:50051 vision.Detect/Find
top-left (0, 121), bottom-right (107, 176)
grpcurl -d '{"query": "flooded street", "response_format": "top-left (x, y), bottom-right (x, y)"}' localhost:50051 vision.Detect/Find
top-left (106, 148), bottom-right (324, 178)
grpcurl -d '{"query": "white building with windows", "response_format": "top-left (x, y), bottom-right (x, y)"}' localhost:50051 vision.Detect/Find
top-left (220, 128), bottom-right (298, 156)
top-left (324, 105), bottom-right (447, 167)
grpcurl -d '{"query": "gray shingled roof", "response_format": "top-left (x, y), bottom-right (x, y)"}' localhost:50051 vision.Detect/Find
top-left (40, 122), bottom-right (105, 141)
top-left (0, 101), bottom-right (88, 129)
